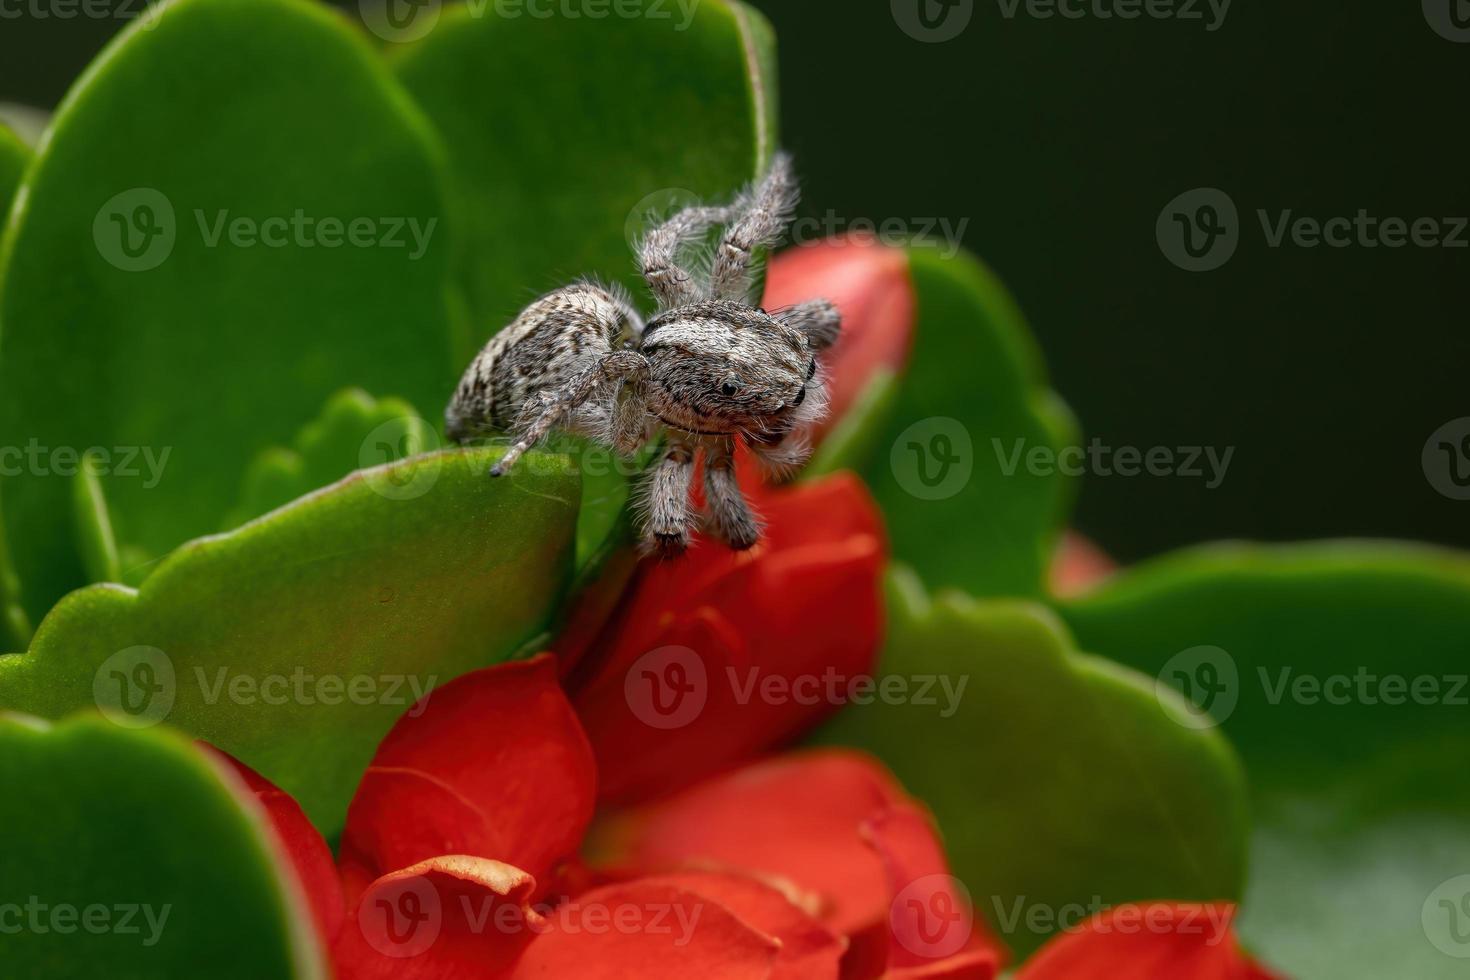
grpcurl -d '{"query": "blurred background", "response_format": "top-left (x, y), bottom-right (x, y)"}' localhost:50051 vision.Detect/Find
top-left (3, 0), bottom-right (1466, 563)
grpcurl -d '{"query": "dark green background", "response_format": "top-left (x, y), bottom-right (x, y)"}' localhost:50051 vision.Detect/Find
top-left (3, 0), bottom-right (1466, 563)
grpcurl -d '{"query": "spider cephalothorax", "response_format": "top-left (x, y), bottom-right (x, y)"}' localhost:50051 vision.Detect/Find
top-left (445, 153), bottom-right (840, 556)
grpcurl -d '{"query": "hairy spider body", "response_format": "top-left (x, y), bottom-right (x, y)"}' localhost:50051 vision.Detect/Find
top-left (445, 154), bottom-right (841, 556)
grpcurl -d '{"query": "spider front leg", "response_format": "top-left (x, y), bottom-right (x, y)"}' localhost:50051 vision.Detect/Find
top-left (702, 436), bottom-right (761, 550)
top-left (710, 153), bottom-right (798, 302)
top-left (638, 203), bottom-right (738, 310)
top-left (645, 433), bottom-right (697, 557)
top-left (609, 375), bottom-right (650, 457)
top-left (490, 350), bottom-right (649, 477)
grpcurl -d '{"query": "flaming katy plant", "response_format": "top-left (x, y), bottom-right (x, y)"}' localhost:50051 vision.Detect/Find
top-left (0, 1), bottom-right (1467, 977)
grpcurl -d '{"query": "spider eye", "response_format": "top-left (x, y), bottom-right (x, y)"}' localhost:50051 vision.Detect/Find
top-left (721, 378), bottom-right (740, 397)
top-left (806, 360), bottom-right (817, 380)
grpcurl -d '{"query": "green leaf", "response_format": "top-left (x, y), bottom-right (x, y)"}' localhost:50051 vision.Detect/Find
top-left (0, 0), bottom-right (458, 626)
top-left (391, 0), bottom-right (777, 570)
top-left (224, 388), bottom-right (436, 529)
top-left (0, 122), bottom-right (27, 218)
top-left (73, 453), bottom-right (122, 585)
top-left (805, 367), bottom-right (902, 480)
top-left (0, 712), bottom-right (326, 978)
top-left (851, 249), bottom-right (1078, 598)
top-left (1058, 542), bottom-right (1470, 978)
top-left (0, 446), bottom-right (578, 836)
top-left (816, 565), bottom-right (1249, 959)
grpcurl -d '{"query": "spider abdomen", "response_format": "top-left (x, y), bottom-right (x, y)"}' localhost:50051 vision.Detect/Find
top-left (446, 281), bottom-right (638, 442)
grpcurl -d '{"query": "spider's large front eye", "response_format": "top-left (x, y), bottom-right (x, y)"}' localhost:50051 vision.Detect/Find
top-left (721, 378), bottom-right (740, 397)
top-left (806, 359), bottom-right (817, 380)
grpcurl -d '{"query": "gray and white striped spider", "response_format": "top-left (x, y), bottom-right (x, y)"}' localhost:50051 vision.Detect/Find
top-left (445, 153), bottom-right (840, 557)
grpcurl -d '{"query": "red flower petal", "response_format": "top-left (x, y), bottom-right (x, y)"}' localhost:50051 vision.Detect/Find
top-left (506, 879), bottom-right (780, 979)
top-left (860, 805), bottom-right (1004, 980)
top-left (637, 871), bottom-right (847, 980)
top-left (205, 747), bottom-right (346, 945)
top-left (1049, 531), bottom-right (1116, 597)
top-left (588, 750), bottom-right (905, 938)
top-left (762, 238), bottom-right (916, 443)
top-left (1016, 903), bottom-right (1282, 980)
top-left (569, 475), bottom-right (886, 805)
top-left (340, 654), bottom-right (596, 902)
top-left (332, 856), bottom-right (543, 980)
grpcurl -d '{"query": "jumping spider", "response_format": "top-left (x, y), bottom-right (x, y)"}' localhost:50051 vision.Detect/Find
top-left (445, 153), bottom-right (840, 556)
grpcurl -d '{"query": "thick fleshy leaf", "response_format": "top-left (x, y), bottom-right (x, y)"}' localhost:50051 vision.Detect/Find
top-left (0, 447), bottom-right (578, 836)
top-left (1059, 542), bottom-right (1470, 979)
top-left (340, 654), bottom-right (596, 903)
top-left (569, 473), bottom-right (885, 804)
top-left (0, 713), bottom-right (327, 977)
top-left (0, 0), bottom-right (457, 625)
top-left (862, 805), bottom-right (1004, 980)
top-left (392, 0), bottom-right (777, 573)
top-left (816, 568), bottom-right (1249, 959)
top-left (1016, 904), bottom-right (1275, 980)
top-left (0, 121), bottom-right (26, 216)
top-left (832, 248), bottom-right (1077, 598)
top-left (332, 856), bottom-right (543, 980)
top-left (508, 879), bottom-right (780, 979)
top-left (589, 750), bottom-right (907, 938)
top-left (225, 388), bottom-right (437, 530)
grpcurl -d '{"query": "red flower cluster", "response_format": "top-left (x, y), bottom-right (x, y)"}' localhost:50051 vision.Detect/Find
top-left (204, 241), bottom-right (1275, 978)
